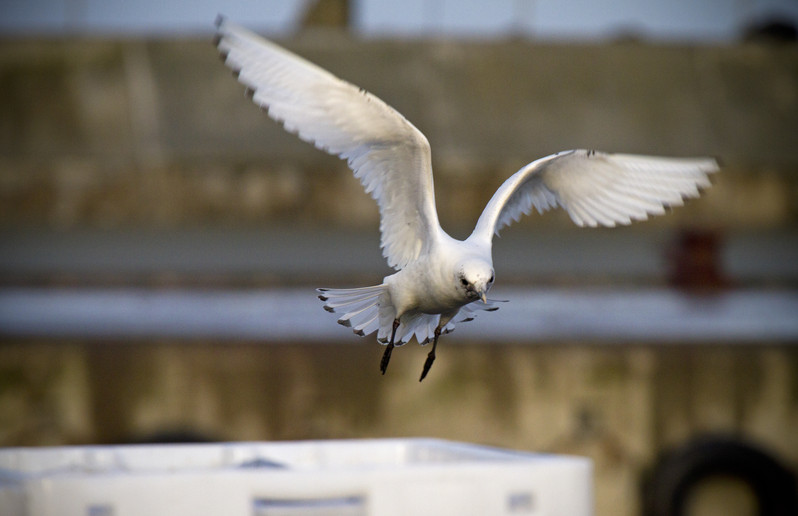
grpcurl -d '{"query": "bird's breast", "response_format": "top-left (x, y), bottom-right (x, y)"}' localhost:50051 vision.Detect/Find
top-left (387, 260), bottom-right (466, 316)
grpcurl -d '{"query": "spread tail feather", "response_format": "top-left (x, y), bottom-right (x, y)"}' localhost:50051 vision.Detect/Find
top-left (317, 285), bottom-right (387, 337)
top-left (318, 284), bottom-right (505, 345)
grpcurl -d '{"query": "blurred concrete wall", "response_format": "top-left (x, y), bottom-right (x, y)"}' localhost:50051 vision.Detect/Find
top-left (1, 341), bottom-right (796, 516)
top-left (1, 36), bottom-right (796, 231)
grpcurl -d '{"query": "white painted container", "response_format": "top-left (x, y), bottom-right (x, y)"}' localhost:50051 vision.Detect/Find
top-left (0, 439), bottom-right (592, 516)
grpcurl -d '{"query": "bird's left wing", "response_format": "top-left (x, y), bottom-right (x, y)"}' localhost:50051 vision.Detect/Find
top-left (470, 149), bottom-right (718, 242)
top-left (215, 17), bottom-right (440, 270)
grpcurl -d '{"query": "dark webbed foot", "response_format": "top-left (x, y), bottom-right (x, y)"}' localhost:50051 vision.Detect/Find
top-left (419, 327), bottom-right (441, 382)
top-left (380, 319), bottom-right (400, 375)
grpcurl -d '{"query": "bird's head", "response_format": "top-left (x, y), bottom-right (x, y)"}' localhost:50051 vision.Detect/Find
top-left (456, 259), bottom-right (494, 303)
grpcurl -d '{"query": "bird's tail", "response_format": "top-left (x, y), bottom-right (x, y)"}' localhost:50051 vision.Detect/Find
top-left (317, 284), bottom-right (442, 345)
top-left (318, 284), bottom-right (504, 346)
top-left (317, 285), bottom-right (388, 338)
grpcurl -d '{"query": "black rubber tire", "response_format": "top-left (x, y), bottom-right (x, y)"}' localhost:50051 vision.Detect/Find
top-left (642, 435), bottom-right (797, 516)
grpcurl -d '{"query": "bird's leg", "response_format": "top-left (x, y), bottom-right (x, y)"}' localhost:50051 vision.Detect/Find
top-left (379, 342), bottom-right (394, 375)
top-left (419, 327), bottom-right (442, 382)
top-left (380, 318), bottom-right (400, 375)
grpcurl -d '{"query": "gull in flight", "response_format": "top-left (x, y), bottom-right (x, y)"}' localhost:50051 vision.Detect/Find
top-left (215, 17), bottom-right (719, 381)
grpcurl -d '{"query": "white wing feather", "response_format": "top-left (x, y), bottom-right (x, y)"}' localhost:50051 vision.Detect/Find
top-left (471, 149), bottom-right (718, 242)
top-left (215, 17), bottom-right (440, 270)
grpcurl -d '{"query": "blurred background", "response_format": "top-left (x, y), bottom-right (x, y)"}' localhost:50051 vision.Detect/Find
top-left (1, 1), bottom-right (797, 515)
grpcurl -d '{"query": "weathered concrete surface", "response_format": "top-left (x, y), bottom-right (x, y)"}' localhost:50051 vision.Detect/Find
top-left (1, 227), bottom-right (796, 286)
top-left (1, 37), bottom-right (796, 230)
top-left (0, 341), bottom-right (796, 516)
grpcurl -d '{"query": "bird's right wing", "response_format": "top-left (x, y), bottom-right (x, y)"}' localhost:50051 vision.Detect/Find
top-left (215, 17), bottom-right (441, 270)
top-left (470, 149), bottom-right (719, 243)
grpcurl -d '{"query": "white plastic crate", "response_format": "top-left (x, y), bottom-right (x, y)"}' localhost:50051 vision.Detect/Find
top-left (0, 438), bottom-right (592, 516)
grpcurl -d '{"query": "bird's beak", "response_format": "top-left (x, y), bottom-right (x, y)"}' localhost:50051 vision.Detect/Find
top-left (480, 292), bottom-right (488, 304)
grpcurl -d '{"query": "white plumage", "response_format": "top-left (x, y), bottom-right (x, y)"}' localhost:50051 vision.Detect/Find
top-left (215, 17), bottom-right (719, 380)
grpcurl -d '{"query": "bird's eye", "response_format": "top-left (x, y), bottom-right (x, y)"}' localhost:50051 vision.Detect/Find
top-left (461, 278), bottom-right (469, 287)
top-left (489, 274), bottom-right (494, 283)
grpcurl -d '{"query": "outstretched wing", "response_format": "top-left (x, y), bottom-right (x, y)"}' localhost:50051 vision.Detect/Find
top-left (471, 149), bottom-right (718, 242)
top-left (215, 17), bottom-right (441, 270)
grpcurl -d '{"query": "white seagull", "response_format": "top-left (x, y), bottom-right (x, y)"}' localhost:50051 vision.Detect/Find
top-left (215, 17), bottom-right (719, 381)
